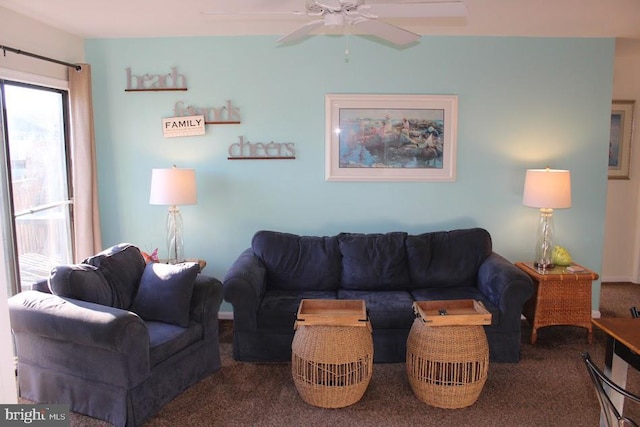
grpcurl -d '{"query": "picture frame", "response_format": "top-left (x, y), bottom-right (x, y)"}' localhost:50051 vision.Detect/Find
top-left (609, 100), bottom-right (635, 180)
top-left (325, 94), bottom-right (458, 182)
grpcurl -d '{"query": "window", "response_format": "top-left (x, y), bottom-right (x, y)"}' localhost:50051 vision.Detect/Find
top-left (1, 80), bottom-right (74, 294)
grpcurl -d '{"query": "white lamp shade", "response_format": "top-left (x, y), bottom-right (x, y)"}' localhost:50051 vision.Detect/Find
top-left (149, 167), bottom-right (197, 206)
top-left (522, 169), bottom-right (571, 209)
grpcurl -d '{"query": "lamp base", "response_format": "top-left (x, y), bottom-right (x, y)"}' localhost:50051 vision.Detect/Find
top-left (534, 261), bottom-right (555, 270)
top-left (533, 208), bottom-right (555, 272)
top-left (166, 205), bottom-right (184, 264)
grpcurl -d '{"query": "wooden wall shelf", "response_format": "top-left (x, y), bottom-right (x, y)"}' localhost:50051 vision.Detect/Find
top-left (125, 88), bottom-right (187, 92)
top-left (227, 157), bottom-right (296, 160)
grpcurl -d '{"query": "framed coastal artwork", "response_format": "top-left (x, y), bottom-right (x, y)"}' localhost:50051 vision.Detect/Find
top-left (609, 100), bottom-right (635, 180)
top-left (325, 94), bottom-right (458, 182)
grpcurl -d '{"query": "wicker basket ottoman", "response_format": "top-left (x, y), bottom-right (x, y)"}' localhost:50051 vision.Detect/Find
top-left (406, 300), bottom-right (492, 409)
top-left (292, 299), bottom-right (373, 408)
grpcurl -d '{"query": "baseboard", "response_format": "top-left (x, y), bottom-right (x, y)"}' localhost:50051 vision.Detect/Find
top-left (223, 311), bottom-right (602, 321)
top-left (601, 276), bottom-right (634, 283)
top-left (219, 311), bottom-right (234, 320)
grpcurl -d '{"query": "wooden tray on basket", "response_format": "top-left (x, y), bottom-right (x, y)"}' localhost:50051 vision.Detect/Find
top-left (413, 299), bottom-right (492, 326)
top-left (295, 299), bottom-right (369, 329)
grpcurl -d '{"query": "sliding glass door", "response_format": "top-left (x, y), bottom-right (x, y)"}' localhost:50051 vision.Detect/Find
top-left (1, 80), bottom-right (73, 294)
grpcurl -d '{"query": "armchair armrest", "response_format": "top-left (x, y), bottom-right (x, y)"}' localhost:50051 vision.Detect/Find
top-left (189, 274), bottom-right (223, 336)
top-left (9, 290), bottom-right (150, 385)
top-left (222, 248), bottom-right (267, 330)
top-left (10, 291), bottom-right (147, 352)
top-left (478, 253), bottom-right (534, 326)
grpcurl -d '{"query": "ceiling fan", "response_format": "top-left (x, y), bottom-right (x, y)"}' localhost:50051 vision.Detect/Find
top-left (276, 0), bottom-right (467, 46)
top-left (202, 1), bottom-right (467, 47)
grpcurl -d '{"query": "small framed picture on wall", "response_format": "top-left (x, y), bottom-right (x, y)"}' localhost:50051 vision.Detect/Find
top-left (609, 100), bottom-right (635, 180)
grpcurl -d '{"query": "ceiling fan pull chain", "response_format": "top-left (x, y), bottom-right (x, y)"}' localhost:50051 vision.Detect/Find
top-left (345, 34), bottom-right (350, 57)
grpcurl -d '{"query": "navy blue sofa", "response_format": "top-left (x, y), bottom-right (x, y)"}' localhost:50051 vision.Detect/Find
top-left (223, 228), bottom-right (534, 364)
top-left (8, 243), bottom-right (223, 427)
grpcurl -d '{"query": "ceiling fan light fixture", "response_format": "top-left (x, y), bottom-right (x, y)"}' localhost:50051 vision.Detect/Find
top-left (324, 12), bottom-right (345, 27)
top-left (276, 0), bottom-right (466, 46)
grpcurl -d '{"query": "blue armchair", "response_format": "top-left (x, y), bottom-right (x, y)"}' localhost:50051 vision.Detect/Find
top-left (8, 243), bottom-right (223, 426)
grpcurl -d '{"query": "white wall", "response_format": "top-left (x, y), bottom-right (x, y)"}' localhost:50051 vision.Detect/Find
top-left (0, 6), bottom-right (84, 79)
top-left (602, 39), bottom-right (640, 283)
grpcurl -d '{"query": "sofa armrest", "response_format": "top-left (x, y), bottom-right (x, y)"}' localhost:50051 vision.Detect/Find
top-left (478, 253), bottom-right (534, 326)
top-left (222, 248), bottom-right (267, 330)
top-left (190, 274), bottom-right (223, 336)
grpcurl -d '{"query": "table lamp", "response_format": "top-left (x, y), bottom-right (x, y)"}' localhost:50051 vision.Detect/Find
top-left (149, 166), bottom-right (197, 264)
top-left (522, 168), bottom-right (571, 270)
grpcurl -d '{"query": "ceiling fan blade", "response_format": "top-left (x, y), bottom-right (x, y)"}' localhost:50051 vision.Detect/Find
top-left (277, 19), bottom-right (325, 43)
top-left (354, 19), bottom-right (420, 46)
top-left (367, 1), bottom-right (467, 18)
top-left (200, 11), bottom-right (305, 17)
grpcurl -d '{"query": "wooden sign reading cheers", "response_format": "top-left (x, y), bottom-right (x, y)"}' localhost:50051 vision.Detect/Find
top-left (228, 136), bottom-right (296, 160)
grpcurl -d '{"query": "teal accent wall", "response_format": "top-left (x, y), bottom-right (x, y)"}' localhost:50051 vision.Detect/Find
top-left (85, 36), bottom-right (614, 313)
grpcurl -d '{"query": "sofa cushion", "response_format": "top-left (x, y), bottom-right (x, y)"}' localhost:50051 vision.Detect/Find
top-left (258, 290), bottom-right (338, 330)
top-left (406, 228), bottom-right (492, 289)
top-left (48, 264), bottom-right (114, 306)
top-left (146, 320), bottom-right (202, 367)
top-left (337, 289), bottom-right (415, 329)
top-left (131, 262), bottom-right (199, 327)
top-left (338, 232), bottom-right (410, 291)
top-left (83, 243), bottom-right (146, 309)
top-left (252, 231), bottom-right (341, 291)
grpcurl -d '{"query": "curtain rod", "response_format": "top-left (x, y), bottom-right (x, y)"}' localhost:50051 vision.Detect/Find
top-left (0, 44), bottom-right (81, 71)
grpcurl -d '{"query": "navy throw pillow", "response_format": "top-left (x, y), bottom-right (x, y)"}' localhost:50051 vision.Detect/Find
top-left (131, 262), bottom-right (199, 327)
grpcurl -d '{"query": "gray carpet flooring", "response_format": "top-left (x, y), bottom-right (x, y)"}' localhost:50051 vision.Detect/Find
top-left (56, 282), bottom-right (640, 426)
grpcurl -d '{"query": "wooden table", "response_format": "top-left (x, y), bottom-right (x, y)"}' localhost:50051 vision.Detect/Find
top-left (591, 318), bottom-right (640, 426)
top-left (292, 299), bottom-right (373, 408)
top-left (407, 300), bottom-right (492, 409)
top-left (516, 262), bottom-right (598, 344)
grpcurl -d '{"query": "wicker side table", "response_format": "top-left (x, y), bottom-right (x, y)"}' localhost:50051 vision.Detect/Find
top-left (516, 262), bottom-right (599, 344)
top-left (406, 300), bottom-right (492, 409)
top-left (291, 300), bottom-right (373, 408)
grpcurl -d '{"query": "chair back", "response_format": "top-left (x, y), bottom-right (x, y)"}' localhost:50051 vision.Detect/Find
top-left (582, 352), bottom-right (640, 427)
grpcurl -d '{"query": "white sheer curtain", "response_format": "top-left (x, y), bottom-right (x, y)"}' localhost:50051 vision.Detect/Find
top-left (68, 64), bottom-right (102, 260)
